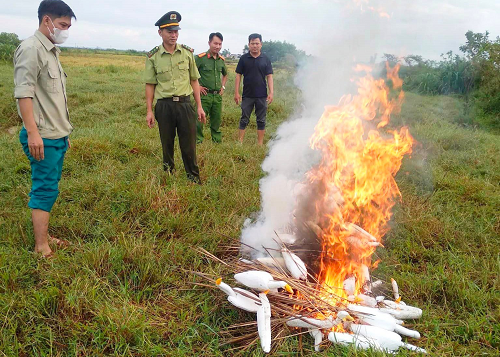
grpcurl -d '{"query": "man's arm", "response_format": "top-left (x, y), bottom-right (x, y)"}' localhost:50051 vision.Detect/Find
top-left (220, 74), bottom-right (228, 95)
top-left (195, 55), bottom-right (208, 95)
top-left (143, 54), bottom-right (158, 128)
top-left (234, 73), bottom-right (242, 105)
top-left (19, 98), bottom-right (44, 161)
top-left (191, 79), bottom-right (206, 123)
top-left (145, 84), bottom-right (155, 128)
top-left (14, 45), bottom-right (44, 161)
top-left (266, 74), bottom-right (274, 104)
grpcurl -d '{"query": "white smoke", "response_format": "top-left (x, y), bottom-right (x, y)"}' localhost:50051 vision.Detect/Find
top-left (240, 1), bottom-right (405, 257)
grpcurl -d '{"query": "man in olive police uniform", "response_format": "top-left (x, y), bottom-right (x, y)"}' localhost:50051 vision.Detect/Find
top-left (144, 11), bottom-right (206, 184)
top-left (195, 32), bottom-right (228, 143)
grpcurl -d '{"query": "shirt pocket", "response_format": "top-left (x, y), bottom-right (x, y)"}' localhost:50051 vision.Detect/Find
top-left (46, 67), bottom-right (60, 93)
top-left (156, 66), bottom-right (172, 81)
top-left (200, 63), bottom-right (212, 72)
top-left (178, 62), bottom-right (189, 71)
top-left (176, 62), bottom-right (189, 80)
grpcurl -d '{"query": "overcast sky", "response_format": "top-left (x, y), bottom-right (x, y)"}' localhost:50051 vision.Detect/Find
top-left (1, 0), bottom-right (499, 60)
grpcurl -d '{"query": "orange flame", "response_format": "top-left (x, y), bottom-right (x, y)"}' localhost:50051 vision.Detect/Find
top-left (306, 63), bottom-right (413, 300)
top-left (352, 0), bottom-right (391, 19)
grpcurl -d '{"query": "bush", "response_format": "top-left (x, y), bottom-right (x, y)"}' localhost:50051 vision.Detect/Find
top-left (474, 43), bottom-right (500, 127)
top-left (0, 32), bottom-right (21, 63)
top-left (401, 52), bottom-right (478, 95)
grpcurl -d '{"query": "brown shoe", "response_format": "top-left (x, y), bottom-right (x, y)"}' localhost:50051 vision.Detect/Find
top-left (48, 236), bottom-right (71, 249)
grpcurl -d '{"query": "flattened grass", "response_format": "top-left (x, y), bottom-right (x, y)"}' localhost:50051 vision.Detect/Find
top-left (0, 53), bottom-right (499, 356)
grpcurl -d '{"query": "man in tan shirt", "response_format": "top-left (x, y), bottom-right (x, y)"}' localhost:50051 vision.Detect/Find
top-left (14, 0), bottom-right (76, 258)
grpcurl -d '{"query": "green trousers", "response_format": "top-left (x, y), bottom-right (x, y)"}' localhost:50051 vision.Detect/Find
top-left (197, 93), bottom-right (222, 143)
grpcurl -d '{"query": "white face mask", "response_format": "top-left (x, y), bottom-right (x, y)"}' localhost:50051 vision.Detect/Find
top-left (47, 17), bottom-right (69, 44)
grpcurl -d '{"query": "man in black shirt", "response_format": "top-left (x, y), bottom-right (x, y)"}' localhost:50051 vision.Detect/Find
top-left (234, 33), bottom-right (274, 145)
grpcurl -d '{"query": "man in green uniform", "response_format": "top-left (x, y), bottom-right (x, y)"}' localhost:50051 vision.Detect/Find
top-left (195, 32), bottom-right (228, 143)
top-left (144, 11), bottom-right (206, 184)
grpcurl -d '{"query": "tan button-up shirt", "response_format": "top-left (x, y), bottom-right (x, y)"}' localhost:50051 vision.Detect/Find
top-left (14, 30), bottom-right (72, 139)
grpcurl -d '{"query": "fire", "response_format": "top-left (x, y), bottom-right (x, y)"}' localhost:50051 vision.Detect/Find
top-left (352, 0), bottom-right (391, 19)
top-left (306, 63), bottom-right (413, 301)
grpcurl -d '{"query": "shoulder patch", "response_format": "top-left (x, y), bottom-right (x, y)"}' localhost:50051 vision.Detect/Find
top-left (197, 52), bottom-right (207, 58)
top-left (181, 44), bottom-right (194, 52)
top-left (219, 54), bottom-right (225, 61)
top-left (147, 46), bottom-right (159, 58)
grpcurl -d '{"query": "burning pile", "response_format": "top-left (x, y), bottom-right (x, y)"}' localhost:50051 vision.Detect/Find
top-left (199, 65), bottom-right (426, 354)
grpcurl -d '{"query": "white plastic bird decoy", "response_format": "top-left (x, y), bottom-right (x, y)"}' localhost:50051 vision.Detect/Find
top-left (287, 311), bottom-right (353, 330)
top-left (343, 276), bottom-right (356, 296)
top-left (328, 331), bottom-right (379, 350)
top-left (380, 300), bottom-right (423, 319)
top-left (256, 257), bottom-right (287, 271)
top-left (348, 293), bottom-right (377, 307)
top-left (281, 249), bottom-right (308, 280)
top-left (234, 270), bottom-right (293, 293)
top-left (286, 315), bottom-right (335, 329)
top-left (347, 304), bottom-right (421, 339)
top-left (216, 278), bottom-right (236, 297)
top-left (309, 328), bottom-right (323, 352)
top-left (257, 291), bottom-right (272, 353)
top-left (228, 287), bottom-right (262, 313)
top-left (349, 323), bottom-right (427, 353)
top-left (216, 278), bottom-right (261, 313)
top-left (391, 278), bottom-right (401, 302)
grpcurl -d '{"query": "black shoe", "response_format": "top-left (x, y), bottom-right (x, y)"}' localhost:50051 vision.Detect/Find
top-left (187, 174), bottom-right (202, 185)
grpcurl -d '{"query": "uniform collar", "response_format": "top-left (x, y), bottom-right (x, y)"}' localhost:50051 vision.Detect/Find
top-left (159, 43), bottom-right (182, 55)
top-left (34, 30), bottom-right (60, 53)
top-left (206, 51), bottom-right (219, 59)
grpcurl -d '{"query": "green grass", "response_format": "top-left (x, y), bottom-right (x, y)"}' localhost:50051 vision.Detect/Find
top-left (1, 53), bottom-right (499, 356)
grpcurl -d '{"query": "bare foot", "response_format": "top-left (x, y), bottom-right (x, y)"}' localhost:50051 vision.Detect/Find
top-left (35, 244), bottom-right (53, 257)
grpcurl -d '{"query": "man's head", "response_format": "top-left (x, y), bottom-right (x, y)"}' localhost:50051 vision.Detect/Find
top-left (156, 11), bottom-right (181, 47)
top-left (248, 33), bottom-right (262, 56)
top-left (38, 0), bottom-right (76, 44)
top-left (208, 32), bottom-right (223, 56)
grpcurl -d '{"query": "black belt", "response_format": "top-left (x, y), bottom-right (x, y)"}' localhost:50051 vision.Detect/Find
top-left (206, 89), bottom-right (221, 94)
top-left (159, 96), bottom-right (191, 103)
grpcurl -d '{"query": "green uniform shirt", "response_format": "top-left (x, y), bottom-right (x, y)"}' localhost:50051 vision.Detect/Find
top-left (144, 43), bottom-right (200, 100)
top-left (195, 51), bottom-right (227, 91)
top-left (14, 30), bottom-right (72, 140)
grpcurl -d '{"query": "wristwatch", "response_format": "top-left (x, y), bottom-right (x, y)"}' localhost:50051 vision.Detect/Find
top-left (222, 86), bottom-right (226, 90)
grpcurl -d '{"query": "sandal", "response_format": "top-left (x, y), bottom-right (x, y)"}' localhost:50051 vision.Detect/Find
top-left (48, 235), bottom-right (72, 249)
top-left (42, 251), bottom-right (55, 259)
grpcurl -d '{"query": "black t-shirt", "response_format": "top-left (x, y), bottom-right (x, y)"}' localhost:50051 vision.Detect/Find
top-left (235, 52), bottom-right (273, 98)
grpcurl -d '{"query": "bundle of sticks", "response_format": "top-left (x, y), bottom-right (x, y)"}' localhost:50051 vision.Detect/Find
top-left (194, 243), bottom-right (426, 355)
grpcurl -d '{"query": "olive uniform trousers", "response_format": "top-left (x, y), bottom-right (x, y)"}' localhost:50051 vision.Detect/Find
top-left (197, 92), bottom-right (222, 143)
top-left (155, 97), bottom-right (201, 183)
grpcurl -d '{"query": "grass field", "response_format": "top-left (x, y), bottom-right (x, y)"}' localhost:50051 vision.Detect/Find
top-left (0, 52), bottom-right (499, 356)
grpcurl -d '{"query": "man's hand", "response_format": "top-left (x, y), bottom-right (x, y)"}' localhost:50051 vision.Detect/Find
top-left (267, 93), bottom-right (274, 105)
top-left (234, 93), bottom-right (241, 105)
top-left (68, 138), bottom-right (71, 148)
top-left (197, 106), bottom-right (206, 124)
top-left (200, 86), bottom-right (208, 96)
top-left (28, 131), bottom-right (44, 161)
top-left (219, 88), bottom-right (225, 96)
top-left (146, 111), bottom-right (155, 128)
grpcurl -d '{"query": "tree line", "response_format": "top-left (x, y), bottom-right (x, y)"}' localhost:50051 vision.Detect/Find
top-left (384, 31), bottom-right (500, 131)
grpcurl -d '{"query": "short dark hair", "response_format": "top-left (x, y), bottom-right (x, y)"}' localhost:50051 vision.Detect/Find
top-left (248, 33), bottom-right (262, 43)
top-left (38, 0), bottom-right (76, 24)
top-left (209, 32), bottom-right (223, 42)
